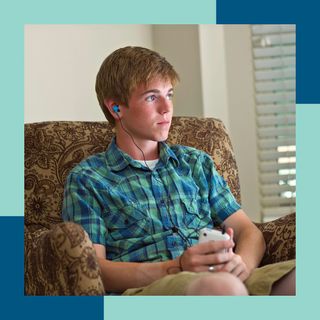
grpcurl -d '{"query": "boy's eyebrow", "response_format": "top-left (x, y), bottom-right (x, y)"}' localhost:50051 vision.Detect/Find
top-left (141, 87), bottom-right (173, 96)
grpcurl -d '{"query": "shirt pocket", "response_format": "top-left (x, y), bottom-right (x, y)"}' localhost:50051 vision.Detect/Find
top-left (106, 204), bottom-right (152, 241)
top-left (180, 197), bottom-right (213, 231)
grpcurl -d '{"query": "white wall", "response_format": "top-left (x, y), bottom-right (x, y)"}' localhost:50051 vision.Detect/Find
top-left (24, 24), bottom-right (261, 221)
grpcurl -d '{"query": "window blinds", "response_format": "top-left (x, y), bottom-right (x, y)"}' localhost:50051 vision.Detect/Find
top-left (251, 25), bottom-right (296, 222)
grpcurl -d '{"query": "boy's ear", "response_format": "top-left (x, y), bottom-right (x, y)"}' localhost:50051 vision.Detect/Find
top-left (104, 99), bottom-right (121, 119)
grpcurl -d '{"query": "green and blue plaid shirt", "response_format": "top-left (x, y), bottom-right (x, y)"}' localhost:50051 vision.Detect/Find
top-left (62, 138), bottom-right (240, 262)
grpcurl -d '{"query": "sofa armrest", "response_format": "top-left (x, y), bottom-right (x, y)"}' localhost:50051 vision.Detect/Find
top-left (254, 213), bottom-right (296, 267)
top-left (25, 222), bottom-right (105, 295)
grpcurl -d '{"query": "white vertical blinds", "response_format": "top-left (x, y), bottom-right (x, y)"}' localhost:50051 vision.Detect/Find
top-left (251, 25), bottom-right (296, 222)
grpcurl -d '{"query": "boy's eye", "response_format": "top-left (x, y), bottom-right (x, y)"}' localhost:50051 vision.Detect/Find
top-left (146, 95), bottom-right (156, 102)
top-left (167, 92), bottom-right (174, 100)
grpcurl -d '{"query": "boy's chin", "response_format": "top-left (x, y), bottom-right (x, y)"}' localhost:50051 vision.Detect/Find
top-left (157, 133), bottom-right (169, 142)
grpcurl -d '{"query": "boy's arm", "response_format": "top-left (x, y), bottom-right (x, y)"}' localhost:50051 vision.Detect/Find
top-left (94, 244), bottom-right (179, 292)
top-left (221, 209), bottom-right (266, 280)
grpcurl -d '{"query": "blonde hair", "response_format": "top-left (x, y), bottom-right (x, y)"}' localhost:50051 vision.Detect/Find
top-left (95, 46), bottom-right (180, 125)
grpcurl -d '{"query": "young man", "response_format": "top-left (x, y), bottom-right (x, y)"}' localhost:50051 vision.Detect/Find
top-left (62, 46), bottom-right (295, 295)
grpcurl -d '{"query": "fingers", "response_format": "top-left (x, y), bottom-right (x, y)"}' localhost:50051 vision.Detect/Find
top-left (185, 263), bottom-right (226, 273)
top-left (218, 254), bottom-right (250, 281)
top-left (225, 227), bottom-right (234, 241)
top-left (181, 240), bottom-right (251, 281)
top-left (225, 228), bottom-right (234, 253)
top-left (200, 251), bottom-right (234, 266)
top-left (181, 247), bottom-right (234, 272)
top-left (180, 239), bottom-right (235, 272)
top-left (192, 239), bottom-right (235, 255)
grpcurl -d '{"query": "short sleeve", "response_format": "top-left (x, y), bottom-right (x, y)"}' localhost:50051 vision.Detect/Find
top-left (202, 153), bottom-right (241, 222)
top-left (62, 171), bottom-right (107, 245)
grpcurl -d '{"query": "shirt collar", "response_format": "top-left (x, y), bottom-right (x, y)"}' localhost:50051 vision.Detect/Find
top-left (159, 141), bottom-right (179, 167)
top-left (105, 137), bottom-right (179, 172)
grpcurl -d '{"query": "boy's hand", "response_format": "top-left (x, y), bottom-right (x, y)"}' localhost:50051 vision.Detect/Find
top-left (180, 238), bottom-right (235, 273)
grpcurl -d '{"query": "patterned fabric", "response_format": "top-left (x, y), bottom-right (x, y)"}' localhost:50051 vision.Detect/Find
top-left (24, 118), bottom-right (296, 295)
top-left (62, 138), bottom-right (240, 262)
top-left (255, 212), bottom-right (296, 266)
top-left (24, 222), bottom-right (105, 295)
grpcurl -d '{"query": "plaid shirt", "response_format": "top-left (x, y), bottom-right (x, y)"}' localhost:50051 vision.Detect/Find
top-left (62, 138), bottom-right (240, 262)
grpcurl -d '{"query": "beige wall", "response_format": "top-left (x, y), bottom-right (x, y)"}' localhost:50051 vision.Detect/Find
top-left (25, 24), bottom-right (231, 124)
top-left (223, 26), bottom-right (260, 222)
top-left (24, 25), bottom-right (153, 122)
top-left (24, 24), bottom-right (260, 221)
top-left (199, 25), bottom-right (230, 126)
top-left (153, 25), bottom-right (203, 117)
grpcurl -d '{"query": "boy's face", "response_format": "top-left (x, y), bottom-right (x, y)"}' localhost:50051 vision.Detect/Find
top-left (120, 77), bottom-right (174, 144)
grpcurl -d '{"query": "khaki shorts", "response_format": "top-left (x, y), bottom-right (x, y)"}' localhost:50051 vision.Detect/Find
top-left (122, 259), bottom-right (295, 296)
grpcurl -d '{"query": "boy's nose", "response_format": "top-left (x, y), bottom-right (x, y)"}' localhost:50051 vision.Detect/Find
top-left (159, 97), bottom-right (172, 114)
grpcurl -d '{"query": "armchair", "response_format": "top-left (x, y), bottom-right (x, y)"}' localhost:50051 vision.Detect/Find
top-left (24, 117), bottom-right (295, 295)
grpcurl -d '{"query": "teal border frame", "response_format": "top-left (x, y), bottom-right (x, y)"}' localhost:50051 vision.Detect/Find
top-left (1, 0), bottom-right (319, 319)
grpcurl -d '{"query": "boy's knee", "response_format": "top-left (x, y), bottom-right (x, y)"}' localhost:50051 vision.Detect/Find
top-left (186, 272), bottom-right (248, 296)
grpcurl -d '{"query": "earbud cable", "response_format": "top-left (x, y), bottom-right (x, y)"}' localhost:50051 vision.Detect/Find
top-left (115, 113), bottom-right (151, 170)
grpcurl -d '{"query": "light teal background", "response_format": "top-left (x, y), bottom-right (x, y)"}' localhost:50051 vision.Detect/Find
top-left (296, 104), bottom-right (320, 295)
top-left (0, 0), bottom-right (216, 217)
top-left (104, 296), bottom-right (299, 319)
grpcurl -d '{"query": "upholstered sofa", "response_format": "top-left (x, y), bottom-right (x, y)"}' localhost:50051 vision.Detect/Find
top-left (24, 117), bottom-right (296, 295)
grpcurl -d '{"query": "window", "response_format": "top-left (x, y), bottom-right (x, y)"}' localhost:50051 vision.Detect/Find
top-left (251, 25), bottom-right (296, 222)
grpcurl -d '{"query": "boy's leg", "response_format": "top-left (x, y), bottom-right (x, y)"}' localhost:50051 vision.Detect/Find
top-left (123, 259), bottom-right (296, 296)
top-left (270, 268), bottom-right (296, 295)
top-left (185, 272), bottom-right (248, 295)
top-left (122, 271), bottom-right (248, 296)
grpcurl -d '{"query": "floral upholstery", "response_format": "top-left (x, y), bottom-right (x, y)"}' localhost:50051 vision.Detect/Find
top-left (24, 117), bottom-right (295, 295)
